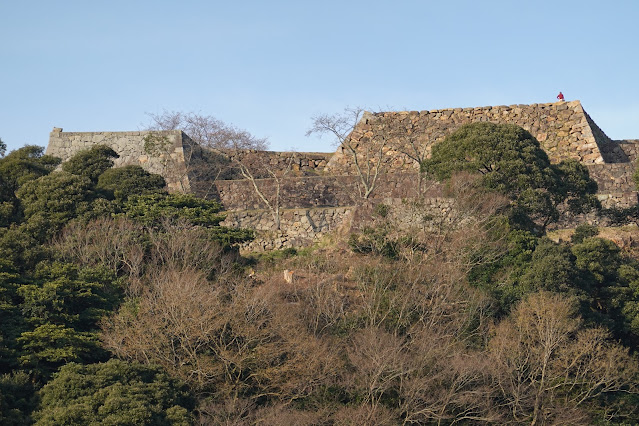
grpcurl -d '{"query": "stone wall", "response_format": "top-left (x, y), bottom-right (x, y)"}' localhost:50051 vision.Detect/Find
top-left (223, 150), bottom-right (332, 177)
top-left (586, 163), bottom-right (638, 208)
top-left (45, 100), bottom-right (639, 251)
top-left (46, 128), bottom-right (195, 192)
top-left (598, 139), bottom-right (639, 163)
top-left (212, 173), bottom-right (431, 211)
top-left (326, 101), bottom-right (608, 175)
top-left (221, 206), bottom-right (354, 251)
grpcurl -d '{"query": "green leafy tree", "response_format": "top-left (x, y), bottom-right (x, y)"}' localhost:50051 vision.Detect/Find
top-left (519, 238), bottom-right (581, 297)
top-left (62, 145), bottom-right (118, 183)
top-left (0, 259), bottom-right (26, 373)
top-left (17, 324), bottom-right (103, 375)
top-left (96, 165), bottom-right (166, 203)
top-left (571, 223), bottom-right (599, 244)
top-left (123, 193), bottom-right (252, 246)
top-left (467, 228), bottom-right (539, 309)
top-left (33, 359), bottom-right (193, 425)
top-left (18, 262), bottom-right (122, 331)
top-left (421, 122), bottom-right (599, 230)
top-left (0, 146), bottom-right (60, 227)
top-left (0, 146), bottom-right (60, 194)
top-left (571, 237), bottom-right (630, 334)
top-left (0, 371), bottom-right (35, 426)
top-left (16, 172), bottom-right (95, 242)
top-left (0, 174), bottom-right (16, 227)
top-left (123, 193), bottom-right (225, 227)
top-left (0, 138), bottom-right (5, 158)
top-left (15, 262), bottom-right (121, 377)
top-left (0, 227), bottom-right (45, 273)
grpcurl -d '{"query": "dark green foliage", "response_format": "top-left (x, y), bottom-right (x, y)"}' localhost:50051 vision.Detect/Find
top-left (422, 122), bottom-right (600, 230)
top-left (17, 324), bottom-right (104, 374)
top-left (348, 227), bottom-right (399, 259)
top-left (0, 174), bottom-right (16, 227)
top-left (62, 145), bottom-right (118, 183)
top-left (571, 238), bottom-right (628, 331)
top-left (0, 371), bottom-right (35, 425)
top-left (553, 159), bottom-right (600, 214)
top-left (373, 203), bottom-right (390, 218)
top-left (0, 138), bottom-right (5, 157)
top-left (96, 165), bottom-right (166, 203)
top-left (123, 193), bottom-right (225, 228)
top-left (601, 204), bottom-right (639, 226)
top-left (0, 146), bottom-right (60, 227)
top-left (16, 172), bottom-right (95, 242)
top-left (519, 238), bottom-right (581, 295)
top-left (0, 146), bottom-right (60, 194)
top-left (33, 359), bottom-right (193, 425)
top-left (14, 262), bottom-right (121, 376)
top-left (468, 229), bottom-right (539, 310)
top-left (571, 223), bottom-right (599, 243)
top-left (19, 262), bottom-right (122, 330)
top-left (0, 227), bottom-right (47, 273)
top-left (572, 237), bottom-right (621, 289)
top-left (0, 260), bottom-right (25, 373)
top-left (422, 122), bottom-right (551, 189)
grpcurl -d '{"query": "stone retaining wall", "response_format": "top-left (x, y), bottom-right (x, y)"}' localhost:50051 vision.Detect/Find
top-left (221, 206), bottom-right (354, 251)
top-left (327, 101), bottom-right (609, 176)
top-left (598, 139), bottom-right (639, 163)
top-left (212, 173), bottom-right (435, 211)
top-left (46, 128), bottom-right (195, 192)
top-left (586, 163), bottom-right (638, 208)
top-left (223, 150), bottom-right (332, 177)
top-left (45, 100), bottom-right (639, 251)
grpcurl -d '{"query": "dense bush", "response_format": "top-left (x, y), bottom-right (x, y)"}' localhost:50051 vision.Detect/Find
top-left (33, 359), bottom-right (193, 425)
top-left (422, 122), bottom-right (599, 230)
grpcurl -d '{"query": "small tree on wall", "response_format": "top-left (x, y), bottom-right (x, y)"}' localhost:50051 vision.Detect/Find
top-left (143, 110), bottom-right (270, 196)
top-left (143, 110), bottom-right (268, 150)
top-left (386, 113), bottom-right (440, 195)
top-left (307, 107), bottom-right (393, 199)
top-left (231, 154), bottom-right (294, 231)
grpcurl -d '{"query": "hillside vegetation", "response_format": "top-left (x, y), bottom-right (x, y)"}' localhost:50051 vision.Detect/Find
top-left (1, 125), bottom-right (639, 425)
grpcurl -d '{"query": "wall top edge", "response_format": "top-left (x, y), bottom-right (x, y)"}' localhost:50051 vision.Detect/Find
top-left (50, 129), bottom-right (184, 136)
top-left (370, 100), bottom-right (582, 116)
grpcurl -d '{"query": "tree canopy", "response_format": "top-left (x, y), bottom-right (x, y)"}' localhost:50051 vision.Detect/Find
top-left (33, 359), bottom-right (193, 425)
top-left (61, 145), bottom-right (119, 183)
top-left (96, 165), bottom-right (166, 203)
top-left (422, 122), bottom-right (600, 230)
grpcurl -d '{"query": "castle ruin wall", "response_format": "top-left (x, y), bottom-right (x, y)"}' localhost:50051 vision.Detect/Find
top-left (46, 128), bottom-right (194, 192)
top-left (326, 101), bottom-right (609, 175)
top-left (45, 101), bottom-right (639, 251)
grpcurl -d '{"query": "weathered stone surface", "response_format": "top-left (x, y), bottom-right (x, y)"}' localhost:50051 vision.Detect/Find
top-left (46, 129), bottom-right (193, 192)
top-left (326, 101), bottom-right (611, 175)
top-left (45, 100), bottom-right (639, 251)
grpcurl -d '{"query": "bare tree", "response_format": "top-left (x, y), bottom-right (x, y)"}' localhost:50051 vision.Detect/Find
top-left (307, 107), bottom-right (392, 199)
top-left (385, 112), bottom-right (439, 195)
top-left (143, 110), bottom-right (270, 198)
top-left (144, 110), bottom-right (268, 150)
top-left (232, 154), bottom-right (294, 231)
top-left (489, 291), bottom-right (639, 425)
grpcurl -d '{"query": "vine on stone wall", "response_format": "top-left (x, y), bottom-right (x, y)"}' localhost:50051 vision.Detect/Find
top-left (143, 133), bottom-right (171, 157)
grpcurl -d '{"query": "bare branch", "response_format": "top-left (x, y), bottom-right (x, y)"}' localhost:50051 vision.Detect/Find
top-left (143, 110), bottom-right (268, 150)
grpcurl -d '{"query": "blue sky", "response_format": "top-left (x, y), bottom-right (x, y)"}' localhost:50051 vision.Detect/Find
top-left (1, 0), bottom-right (638, 154)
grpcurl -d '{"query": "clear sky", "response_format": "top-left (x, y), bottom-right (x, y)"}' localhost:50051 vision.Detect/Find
top-left (1, 0), bottom-right (638, 154)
